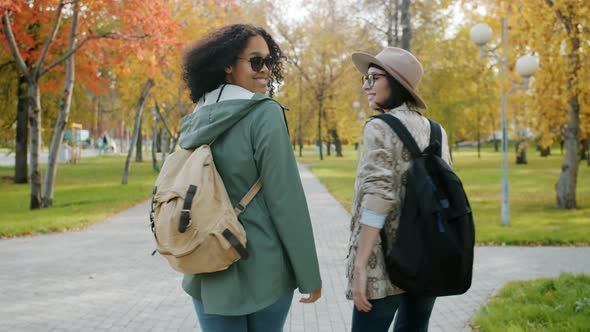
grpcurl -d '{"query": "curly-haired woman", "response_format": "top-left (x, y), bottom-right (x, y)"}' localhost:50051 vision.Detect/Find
top-left (178, 24), bottom-right (322, 332)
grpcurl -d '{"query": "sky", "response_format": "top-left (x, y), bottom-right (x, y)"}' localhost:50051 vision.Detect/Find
top-left (277, 0), bottom-right (489, 40)
top-left (278, 0), bottom-right (310, 23)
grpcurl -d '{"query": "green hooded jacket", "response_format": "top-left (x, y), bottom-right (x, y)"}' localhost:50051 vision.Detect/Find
top-left (179, 92), bottom-right (322, 315)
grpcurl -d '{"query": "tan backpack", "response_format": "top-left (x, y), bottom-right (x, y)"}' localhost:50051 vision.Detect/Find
top-left (149, 145), bottom-right (261, 274)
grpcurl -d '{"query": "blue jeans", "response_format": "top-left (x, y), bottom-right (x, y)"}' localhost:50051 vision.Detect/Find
top-left (351, 293), bottom-right (436, 332)
top-left (192, 291), bottom-right (294, 332)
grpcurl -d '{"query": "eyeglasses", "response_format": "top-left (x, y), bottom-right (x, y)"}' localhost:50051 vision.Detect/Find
top-left (236, 55), bottom-right (275, 72)
top-left (362, 73), bottom-right (386, 87)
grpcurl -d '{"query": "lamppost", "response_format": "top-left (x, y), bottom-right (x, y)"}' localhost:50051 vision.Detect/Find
top-left (470, 18), bottom-right (539, 226)
top-left (353, 101), bottom-right (365, 161)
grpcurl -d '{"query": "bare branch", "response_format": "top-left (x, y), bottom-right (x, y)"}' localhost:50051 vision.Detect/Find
top-left (154, 99), bottom-right (176, 138)
top-left (357, 16), bottom-right (389, 35)
top-left (3, 119), bottom-right (16, 131)
top-left (35, 1), bottom-right (66, 77)
top-left (275, 26), bottom-right (311, 83)
top-left (67, 0), bottom-right (80, 51)
top-left (41, 32), bottom-right (149, 76)
top-left (1, 11), bottom-right (30, 79)
top-left (544, 0), bottom-right (572, 33)
top-left (327, 65), bottom-right (352, 87)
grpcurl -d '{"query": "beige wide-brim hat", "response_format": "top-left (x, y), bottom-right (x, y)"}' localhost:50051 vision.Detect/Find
top-left (351, 47), bottom-right (427, 109)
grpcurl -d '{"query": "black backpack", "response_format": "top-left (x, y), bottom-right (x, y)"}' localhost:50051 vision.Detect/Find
top-left (373, 114), bottom-right (475, 297)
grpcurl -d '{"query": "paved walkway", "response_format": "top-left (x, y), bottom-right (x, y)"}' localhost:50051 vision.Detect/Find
top-left (1, 164), bottom-right (589, 331)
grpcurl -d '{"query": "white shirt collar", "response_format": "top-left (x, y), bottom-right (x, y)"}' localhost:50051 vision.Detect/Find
top-left (193, 84), bottom-right (256, 113)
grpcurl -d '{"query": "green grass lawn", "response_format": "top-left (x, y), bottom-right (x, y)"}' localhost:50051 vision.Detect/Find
top-left (0, 156), bottom-right (158, 237)
top-left (296, 145), bottom-right (590, 245)
top-left (472, 273), bottom-right (590, 331)
top-left (2, 145), bottom-right (588, 243)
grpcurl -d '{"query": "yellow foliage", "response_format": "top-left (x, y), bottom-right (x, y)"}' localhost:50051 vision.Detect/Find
top-left (274, 4), bottom-right (373, 147)
top-left (485, 0), bottom-right (590, 147)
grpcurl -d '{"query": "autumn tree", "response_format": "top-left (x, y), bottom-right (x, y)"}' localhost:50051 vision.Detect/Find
top-left (0, 54), bottom-right (19, 165)
top-left (1, 0), bottom-right (179, 208)
top-left (502, 1), bottom-right (589, 209)
top-left (277, 0), bottom-right (371, 160)
top-left (416, 5), bottom-right (500, 153)
top-left (363, 0), bottom-right (413, 49)
top-left (118, 0), bottom-right (233, 182)
top-left (350, 0), bottom-right (497, 154)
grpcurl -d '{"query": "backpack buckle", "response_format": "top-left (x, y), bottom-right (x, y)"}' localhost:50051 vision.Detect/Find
top-left (235, 203), bottom-right (245, 214)
top-left (179, 209), bottom-right (192, 233)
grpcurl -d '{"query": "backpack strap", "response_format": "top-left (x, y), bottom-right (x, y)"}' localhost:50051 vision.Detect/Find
top-left (179, 184), bottom-right (197, 233)
top-left (216, 84), bottom-right (227, 103)
top-left (222, 229), bottom-right (250, 259)
top-left (428, 119), bottom-right (443, 157)
top-left (226, 178), bottom-right (262, 261)
top-left (372, 114), bottom-right (422, 159)
top-left (234, 179), bottom-right (262, 215)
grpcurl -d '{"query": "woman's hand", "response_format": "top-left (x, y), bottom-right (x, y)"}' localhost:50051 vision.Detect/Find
top-left (352, 266), bottom-right (372, 312)
top-left (300, 287), bottom-right (322, 303)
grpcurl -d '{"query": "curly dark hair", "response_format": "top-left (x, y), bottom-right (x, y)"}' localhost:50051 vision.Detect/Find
top-left (183, 24), bottom-right (286, 103)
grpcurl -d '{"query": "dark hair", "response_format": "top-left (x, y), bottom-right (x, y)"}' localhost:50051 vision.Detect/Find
top-left (369, 64), bottom-right (418, 111)
top-left (183, 24), bottom-right (286, 103)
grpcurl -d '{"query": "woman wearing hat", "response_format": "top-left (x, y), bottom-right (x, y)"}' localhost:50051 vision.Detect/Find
top-left (346, 47), bottom-right (452, 331)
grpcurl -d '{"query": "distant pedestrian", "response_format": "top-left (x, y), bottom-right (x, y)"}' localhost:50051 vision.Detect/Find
top-left (179, 23), bottom-right (322, 332)
top-left (98, 135), bottom-right (107, 155)
top-left (346, 47), bottom-right (452, 332)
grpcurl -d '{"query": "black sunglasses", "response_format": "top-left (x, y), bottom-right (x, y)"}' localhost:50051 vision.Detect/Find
top-left (236, 55), bottom-right (275, 72)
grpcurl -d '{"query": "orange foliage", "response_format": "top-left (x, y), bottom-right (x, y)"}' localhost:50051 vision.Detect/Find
top-left (1, 0), bottom-right (181, 95)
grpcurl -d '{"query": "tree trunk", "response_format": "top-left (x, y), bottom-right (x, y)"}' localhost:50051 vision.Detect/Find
top-left (15, 74), bottom-right (28, 184)
top-left (554, 10), bottom-right (580, 209)
top-left (156, 130), bottom-right (162, 152)
top-left (154, 100), bottom-right (175, 162)
top-left (122, 79), bottom-right (154, 184)
top-left (28, 82), bottom-right (42, 209)
top-left (580, 139), bottom-right (587, 161)
top-left (94, 96), bottom-right (99, 148)
top-left (586, 136), bottom-right (590, 167)
top-left (493, 133), bottom-right (499, 152)
top-left (330, 128), bottom-right (343, 157)
top-left (120, 121), bottom-right (126, 154)
top-left (560, 140), bottom-right (564, 155)
top-left (539, 145), bottom-right (551, 157)
top-left (556, 96), bottom-right (580, 209)
top-left (400, 0), bottom-right (412, 51)
top-left (151, 105), bottom-right (159, 172)
top-left (135, 121), bottom-right (143, 162)
top-left (161, 106), bottom-right (170, 165)
top-left (42, 1), bottom-right (79, 208)
top-left (555, 91), bottom-right (580, 209)
top-left (385, 0), bottom-right (400, 47)
top-left (317, 100), bottom-right (323, 161)
top-left (297, 115), bottom-right (302, 156)
top-left (477, 109), bottom-right (481, 159)
top-left (515, 140), bottom-right (527, 164)
top-left (169, 133), bottom-right (180, 153)
top-left (445, 106), bottom-right (453, 159)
